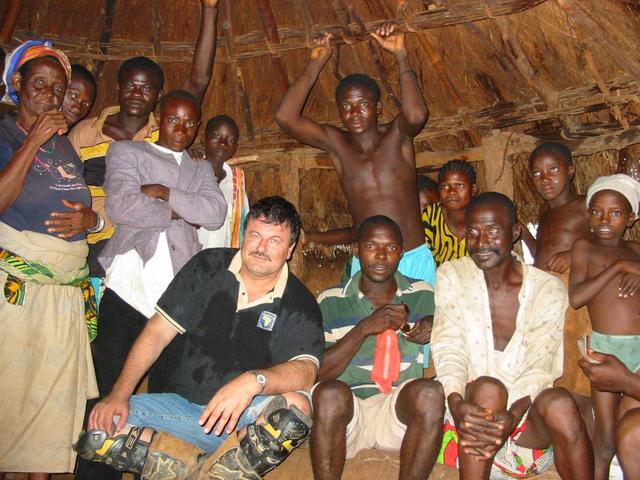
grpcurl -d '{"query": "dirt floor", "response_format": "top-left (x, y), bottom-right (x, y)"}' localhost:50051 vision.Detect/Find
top-left (5, 445), bottom-right (562, 479)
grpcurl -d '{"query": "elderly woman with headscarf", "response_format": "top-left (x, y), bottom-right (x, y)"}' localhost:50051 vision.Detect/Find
top-left (0, 41), bottom-right (98, 478)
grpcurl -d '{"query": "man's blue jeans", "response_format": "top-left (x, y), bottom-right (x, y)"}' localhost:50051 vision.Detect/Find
top-left (125, 393), bottom-right (272, 453)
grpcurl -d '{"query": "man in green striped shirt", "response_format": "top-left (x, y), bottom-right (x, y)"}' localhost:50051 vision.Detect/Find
top-left (310, 215), bottom-right (445, 480)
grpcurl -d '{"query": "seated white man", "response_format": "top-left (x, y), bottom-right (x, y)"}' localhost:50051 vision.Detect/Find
top-left (74, 196), bottom-right (324, 480)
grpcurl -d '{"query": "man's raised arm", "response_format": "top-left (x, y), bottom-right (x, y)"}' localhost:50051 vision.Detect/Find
top-left (371, 23), bottom-right (428, 137)
top-left (275, 33), bottom-right (335, 152)
top-left (180, 0), bottom-right (220, 102)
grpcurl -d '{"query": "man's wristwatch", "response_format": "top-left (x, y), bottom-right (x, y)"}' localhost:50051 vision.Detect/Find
top-left (250, 371), bottom-right (267, 393)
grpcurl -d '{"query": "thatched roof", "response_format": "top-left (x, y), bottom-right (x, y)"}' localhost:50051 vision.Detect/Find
top-left (2, 0), bottom-right (639, 156)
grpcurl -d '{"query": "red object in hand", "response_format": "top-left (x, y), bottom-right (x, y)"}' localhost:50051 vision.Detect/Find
top-left (371, 329), bottom-right (401, 394)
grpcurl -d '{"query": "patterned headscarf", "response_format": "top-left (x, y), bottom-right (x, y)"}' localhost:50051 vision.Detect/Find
top-left (2, 40), bottom-right (72, 105)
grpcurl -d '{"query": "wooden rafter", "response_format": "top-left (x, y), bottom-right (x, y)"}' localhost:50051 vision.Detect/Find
top-left (229, 74), bottom-right (640, 154)
top-left (256, 0), bottom-right (290, 94)
top-left (557, 0), bottom-right (640, 81)
top-left (92, 0), bottom-right (116, 79)
top-left (7, 0), bottom-right (548, 64)
top-left (150, 0), bottom-right (161, 57)
top-left (492, 15), bottom-right (558, 108)
top-left (347, 4), bottom-right (402, 109)
top-left (568, 15), bottom-right (630, 130)
top-left (415, 30), bottom-right (482, 146)
top-left (0, 0), bottom-right (23, 43)
top-left (221, 0), bottom-right (255, 142)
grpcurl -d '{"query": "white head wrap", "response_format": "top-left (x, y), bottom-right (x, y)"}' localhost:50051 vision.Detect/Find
top-left (586, 174), bottom-right (640, 215)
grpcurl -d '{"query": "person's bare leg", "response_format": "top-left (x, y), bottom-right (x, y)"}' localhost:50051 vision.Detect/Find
top-left (310, 380), bottom-right (354, 480)
top-left (572, 392), bottom-right (594, 439)
top-left (591, 387), bottom-right (619, 480)
top-left (395, 379), bottom-right (444, 480)
top-left (616, 408), bottom-right (640, 478)
top-left (28, 474), bottom-right (50, 480)
top-left (459, 376), bottom-right (509, 480)
top-left (517, 387), bottom-right (593, 479)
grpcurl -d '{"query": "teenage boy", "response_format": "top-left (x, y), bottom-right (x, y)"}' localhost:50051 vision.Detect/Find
top-left (62, 64), bottom-right (97, 128)
top-left (312, 215), bottom-right (443, 480)
top-left (527, 142), bottom-right (593, 401)
top-left (69, 0), bottom-right (220, 277)
top-left (198, 114), bottom-right (249, 249)
top-left (432, 192), bottom-right (593, 479)
top-left (569, 174), bottom-right (640, 480)
top-left (276, 22), bottom-right (435, 286)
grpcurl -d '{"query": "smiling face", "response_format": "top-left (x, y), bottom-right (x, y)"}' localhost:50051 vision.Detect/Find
top-left (337, 84), bottom-right (381, 135)
top-left (205, 119), bottom-right (239, 165)
top-left (356, 223), bottom-right (403, 284)
top-left (240, 217), bottom-right (295, 280)
top-left (62, 73), bottom-right (96, 127)
top-left (588, 190), bottom-right (635, 244)
top-left (157, 96), bottom-right (200, 152)
top-left (117, 67), bottom-right (162, 118)
top-left (530, 151), bottom-right (574, 202)
top-left (439, 170), bottom-right (477, 211)
top-left (466, 203), bottom-right (519, 271)
top-left (12, 57), bottom-right (68, 127)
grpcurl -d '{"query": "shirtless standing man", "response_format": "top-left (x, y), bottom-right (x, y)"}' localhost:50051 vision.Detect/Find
top-left (276, 23), bottom-right (435, 285)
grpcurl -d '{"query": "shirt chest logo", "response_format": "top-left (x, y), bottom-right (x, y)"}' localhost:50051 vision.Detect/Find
top-left (257, 311), bottom-right (277, 332)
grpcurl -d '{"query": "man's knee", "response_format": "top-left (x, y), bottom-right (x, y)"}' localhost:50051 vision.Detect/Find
top-left (534, 387), bottom-right (583, 439)
top-left (465, 376), bottom-right (508, 412)
top-left (616, 409), bottom-right (640, 460)
top-left (312, 380), bottom-right (353, 421)
top-left (282, 391), bottom-right (311, 417)
top-left (398, 378), bottom-right (445, 424)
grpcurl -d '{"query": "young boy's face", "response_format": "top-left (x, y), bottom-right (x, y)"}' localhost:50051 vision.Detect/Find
top-left (439, 171), bottom-right (477, 212)
top-left (588, 190), bottom-right (635, 242)
top-left (337, 84), bottom-right (381, 135)
top-left (530, 151), bottom-right (574, 202)
top-left (157, 97), bottom-right (200, 152)
top-left (63, 74), bottom-right (96, 127)
top-left (419, 187), bottom-right (438, 211)
top-left (205, 120), bottom-right (239, 164)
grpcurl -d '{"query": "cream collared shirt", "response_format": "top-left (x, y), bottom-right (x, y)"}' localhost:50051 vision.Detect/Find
top-left (431, 256), bottom-right (567, 407)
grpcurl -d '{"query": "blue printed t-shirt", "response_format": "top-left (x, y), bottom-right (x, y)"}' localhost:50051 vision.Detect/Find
top-left (318, 271), bottom-right (435, 399)
top-left (0, 114), bottom-right (91, 242)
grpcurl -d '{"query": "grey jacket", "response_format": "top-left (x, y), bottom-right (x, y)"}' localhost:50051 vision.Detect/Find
top-left (100, 140), bottom-right (226, 274)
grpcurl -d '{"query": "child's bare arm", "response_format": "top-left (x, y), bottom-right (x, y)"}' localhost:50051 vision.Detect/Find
top-left (569, 239), bottom-right (623, 308)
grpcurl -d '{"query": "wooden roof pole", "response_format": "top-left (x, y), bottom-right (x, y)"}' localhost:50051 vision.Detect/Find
top-left (0, 0), bottom-right (22, 43)
top-left (557, 0), bottom-right (640, 81)
top-left (255, 0), bottom-right (290, 95)
top-left (493, 15), bottom-right (558, 109)
top-left (414, 30), bottom-right (482, 146)
top-left (93, 0), bottom-right (117, 79)
top-left (294, 0), bottom-right (315, 46)
top-left (346, 4), bottom-right (402, 110)
top-left (151, 0), bottom-right (162, 58)
top-left (221, 0), bottom-right (255, 142)
top-left (569, 18), bottom-right (630, 130)
top-left (331, 0), bottom-right (366, 73)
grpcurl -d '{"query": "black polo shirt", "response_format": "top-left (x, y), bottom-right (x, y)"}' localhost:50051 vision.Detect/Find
top-left (150, 248), bottom-right (324, 405)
